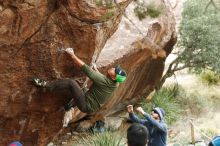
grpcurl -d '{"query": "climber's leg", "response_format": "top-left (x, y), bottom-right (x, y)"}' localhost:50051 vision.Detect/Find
top-left (33, 78), bottom-right (89, 113)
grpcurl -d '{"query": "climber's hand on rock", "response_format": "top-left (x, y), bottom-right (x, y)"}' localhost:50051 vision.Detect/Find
top-left (65, 48), bottom-right (85, 67)
top-left (92, 63), bottom-right (97, 69)
top-left (92, 63), bottom-right (99, 72)
top-left (65, 48), bottom-right (75, 56)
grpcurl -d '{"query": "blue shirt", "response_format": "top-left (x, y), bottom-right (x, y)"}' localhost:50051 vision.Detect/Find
top-left (129, 113), bottom-right (167, 146)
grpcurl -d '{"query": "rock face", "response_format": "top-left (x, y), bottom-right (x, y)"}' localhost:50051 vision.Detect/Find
top-left (0, 0), bottom-right (176, 145)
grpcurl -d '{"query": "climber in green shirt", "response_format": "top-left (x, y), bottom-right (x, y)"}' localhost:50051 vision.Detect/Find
top-left (33, 48), bottom-right (127, 113)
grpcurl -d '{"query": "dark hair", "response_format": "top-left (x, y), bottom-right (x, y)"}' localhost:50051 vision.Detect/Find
top-left (127, 123), bottom-right (149, 146)
top-left (208, 142), bottom-right (213, 146)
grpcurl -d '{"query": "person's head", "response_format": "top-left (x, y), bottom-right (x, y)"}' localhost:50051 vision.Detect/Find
top-left (151, 107), bottom-right (165, 121)
top-left (8, 141), bottom-right (22, 146)
top-left (107, 65), bottom-right (127, 83)
top-left (208, 136), bottom-right (220, 146)
top-left (127, 123), bottom-right (149, 146)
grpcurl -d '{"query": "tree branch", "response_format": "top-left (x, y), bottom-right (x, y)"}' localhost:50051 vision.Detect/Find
top-left (204, 0), bottom-right (220, 13)
top-left (211, 0), bottom-right (220, 11)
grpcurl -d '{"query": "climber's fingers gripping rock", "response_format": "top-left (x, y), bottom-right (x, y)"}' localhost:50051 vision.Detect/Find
top-left (65, 48), bottom-right (75, 56)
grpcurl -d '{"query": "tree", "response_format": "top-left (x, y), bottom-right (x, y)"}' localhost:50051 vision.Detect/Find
top-left (156, 0), bottom-right (220, 89)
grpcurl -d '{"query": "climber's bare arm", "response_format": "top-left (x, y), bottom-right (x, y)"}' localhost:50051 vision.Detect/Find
top-left (65, 49), bottom-right (85, 68)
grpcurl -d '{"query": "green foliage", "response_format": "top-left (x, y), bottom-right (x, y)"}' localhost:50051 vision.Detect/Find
top-left (201, 127), bottom-right (218, 138)
top-left (199, 69), bottom-right (220, 85)
top-left (95, 0), bottom-right (115, 21)
top-left (95, 0), bottom-right (114, 9)
top-left (96, 0), bottom-right (103, 7)
top-left (139, 86), bottom-right (182, 124)
top-left (76, 131), bottom-right (125, 146)
top-left (134, 2), bottom-right (165, 20)
top-left (177, 0), bottom-right (220, 73)
top-left (146, 3), bottom-right (164, 18)
top-left (134, 3), bottom-right (148, 20)
top-left (100, 10), bottom-right (115, 21)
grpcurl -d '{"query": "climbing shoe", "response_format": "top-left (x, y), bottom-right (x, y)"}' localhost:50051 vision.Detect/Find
top-left (64, 98), bottom-right (76, 111)
top-left (33, 77), bottom-right (47, 87)
top-left (64, 101), bottom-right (74, 111)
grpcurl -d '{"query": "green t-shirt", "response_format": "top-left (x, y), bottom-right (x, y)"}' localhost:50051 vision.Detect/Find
top-left (82, 64), bottom-right (118, 112)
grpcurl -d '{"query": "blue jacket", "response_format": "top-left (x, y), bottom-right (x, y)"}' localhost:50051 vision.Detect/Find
top-left (129, 113), bottom-right (167, 146)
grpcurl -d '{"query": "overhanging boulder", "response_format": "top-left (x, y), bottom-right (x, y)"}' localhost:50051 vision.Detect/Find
top-left (0, 0), bottom-right (176, 145)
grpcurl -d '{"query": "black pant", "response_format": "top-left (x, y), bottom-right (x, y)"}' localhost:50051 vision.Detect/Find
top-left (46, 79), bottom-right (90, 113)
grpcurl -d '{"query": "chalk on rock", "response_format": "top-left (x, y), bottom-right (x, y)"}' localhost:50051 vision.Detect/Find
top-left (63, 108), bottom-right (74, 127)
top-left (47, 142), bottom-right (54, 146)
top-left (62, 142), bottom-right (67, 145)
top-left (57, 48), bottom-right (65, 52)
top-left (67, 132), bottom-right (71, 136)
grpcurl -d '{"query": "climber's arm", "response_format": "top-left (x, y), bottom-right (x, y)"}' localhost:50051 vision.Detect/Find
top-left (65, 49), bottom-right (85, 68)
top-left (65, 49), bottom-right (104, 83)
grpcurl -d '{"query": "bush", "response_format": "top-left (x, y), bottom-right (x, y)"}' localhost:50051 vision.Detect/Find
top-left (95, 0), bottom-right (114, 9)
top-left (96, 0), bottom-right (103, 7)
top-left (146, 3), bottom-right (164, 18)
top-left (134, 2), bottom-right (165, 20)
top-left (76, 131), bottom-right (125, 146)
top-left (139, 86), bottom-right (182, 124)
top-left (100, 10), bottom-right (115, 21)
top-left (134, 3), bottom-right (148, 20)
top-left (199, 69), bottom-right (220, 85)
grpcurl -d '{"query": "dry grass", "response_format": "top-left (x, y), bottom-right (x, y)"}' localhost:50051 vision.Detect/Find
top-left (166, 73), bottom-right (220, 144)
